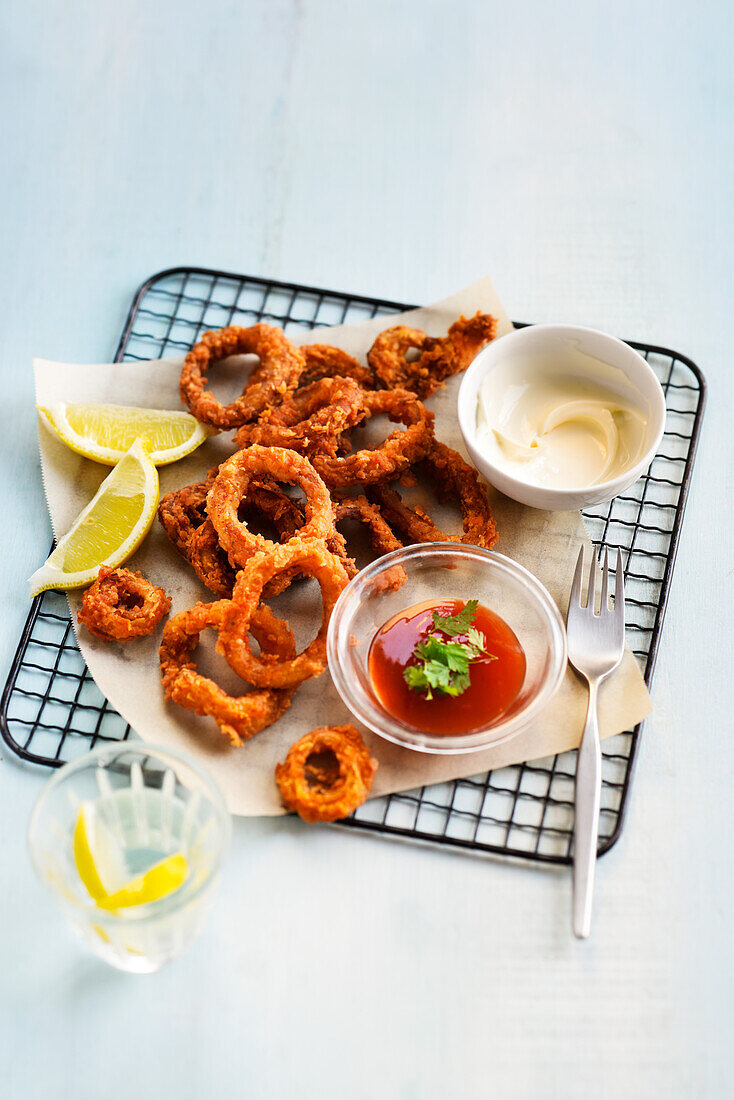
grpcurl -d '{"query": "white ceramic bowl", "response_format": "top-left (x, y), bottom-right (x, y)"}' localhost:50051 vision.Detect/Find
top-left (457, 324), bottom-right (666, 511)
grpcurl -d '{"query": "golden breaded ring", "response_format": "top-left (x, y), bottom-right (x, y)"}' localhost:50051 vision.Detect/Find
top-left (275, 724), bottom-right (378, 823)
top-left (367, 313), bottom-right (497, 398)
top-left (179, 324), bottom-right (305, 428)
top-left (218, 538), bottom-right (349, 689)
top-left (159, 600), bottom-right (296, 746)
top-left (206, 446), bottom-right (336, 567)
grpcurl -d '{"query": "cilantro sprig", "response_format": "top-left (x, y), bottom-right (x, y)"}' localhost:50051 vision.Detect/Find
top-left (403, 600), bottom-right (495, 700)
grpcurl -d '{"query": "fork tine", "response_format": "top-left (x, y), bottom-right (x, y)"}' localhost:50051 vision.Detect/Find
top-left (614, 548), bottom-right (625, 623)
top-left (587, 550), bottom-right (597, 613)
top-left (600, 549), bottom-right (609, 611)
top-left (570, 546), bottom-right (584, 608)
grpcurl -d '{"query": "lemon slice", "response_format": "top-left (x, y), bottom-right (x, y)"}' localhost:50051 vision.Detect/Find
top-left (28, 437), bottom-right (159, 597)
top-left (96, 853), bottom-right (189, 911)
top-left (38, 402), bottom-right (214, 466)
top-left (73, 801), bottom-right (189, 911)
top-left (73, 800), bottom-right (129, 900)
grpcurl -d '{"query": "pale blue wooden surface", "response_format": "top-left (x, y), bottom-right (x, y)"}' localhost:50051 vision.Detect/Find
top-left (1, 1), bottom-right (732, 1097)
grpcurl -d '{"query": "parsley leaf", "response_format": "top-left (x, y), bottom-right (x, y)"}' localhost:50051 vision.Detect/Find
top-left (403, 600), bottom-right (495, 700)
top-left (431, 599), bottom-right (478, 638)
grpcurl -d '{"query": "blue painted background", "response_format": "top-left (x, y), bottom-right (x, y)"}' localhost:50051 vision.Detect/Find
top-left (1, 2), bottom-right (732, 1097)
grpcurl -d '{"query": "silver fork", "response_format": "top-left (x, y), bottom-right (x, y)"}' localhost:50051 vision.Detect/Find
top-left (566, 546), bottom-right (625, 939)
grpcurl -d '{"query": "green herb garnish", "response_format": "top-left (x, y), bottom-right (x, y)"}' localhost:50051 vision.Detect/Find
top-left (403, 599), bottom-right (495, 700)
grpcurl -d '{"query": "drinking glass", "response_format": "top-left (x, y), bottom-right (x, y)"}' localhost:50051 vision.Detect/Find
top-left (28, 743), bottom-right (230, 973)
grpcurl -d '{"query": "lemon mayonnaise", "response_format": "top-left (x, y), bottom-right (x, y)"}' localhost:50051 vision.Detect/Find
top-left (475, 342), bottom-right (649, 491)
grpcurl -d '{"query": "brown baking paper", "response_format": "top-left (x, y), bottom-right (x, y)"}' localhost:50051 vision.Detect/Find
top-left (33, 276), bottom-right (651, 816)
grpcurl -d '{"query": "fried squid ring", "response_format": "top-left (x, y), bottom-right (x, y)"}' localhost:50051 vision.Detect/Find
top-left (179, 324), bottom-right (305, 429)
top-left (159, 601), bottom-right (296, 746)
top-left (335, 495), bottom-right (403, 558)
top-left (78, 567), bottom-right (171, 641)
top-left (275, 724), bottom-right (378, 823)
top-left (335, 495), bottom-right (406, 591)
top-left (157, 470), bottom-right (215, 556)
top-left (206, 446), bottom-right (335, 566)
top-left (189, 488), bottom-right (306, 599)
top-left (422, 440), bottom-right (498, 549)
top-left (187, 520), bottom-right (237, 598)
top-left (367, 484), bottom-right (449, 544)
top-left (368, 441), bottom-right (498, 550)
top-left (310, 389), bottom-right (434, 489)
top-left (367, 312), bottom-right (497, 398)
top-left (218, 538), bottom-right (350, 688)
top-left (234, 377), bottom-right (367, 457)
top-left (299, 344), bottom-right (375, 389)
top-left (159, 471), bottom-right (305, 597)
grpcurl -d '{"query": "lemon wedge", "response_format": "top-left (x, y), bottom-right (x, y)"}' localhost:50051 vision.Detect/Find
top-left (28, 437), bottom-right (159, 597)
top-left (38, 402), bottom-right (214, 466)
top-left (73, 800), bottom-right (129, 900)
top-left (73, 801), bottom-right (188, 911)
top-left (96, 853), bottom-right (189, 911)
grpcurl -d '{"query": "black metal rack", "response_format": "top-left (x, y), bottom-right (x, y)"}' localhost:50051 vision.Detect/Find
top-left (0, 268), bottom-right (706, 865)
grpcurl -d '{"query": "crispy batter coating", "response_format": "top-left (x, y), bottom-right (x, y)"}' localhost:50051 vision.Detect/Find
top-left (206, 446), bottom-right (336, 569)
top-left (218, 538), bottom-right (350, 689)
top-left (335, 494), bottom-right (403, 558)
top-left (179, 324), bottom-right (305, 429)
top-left (158, 469), bottom-right (305, 597)
top-left (159, 601), bottom-right (296, 746)
top-left (367, 484), bottom-right (448, 543)
top-left (234, 377), bottom-right (367, 457)
top-left (157, 470), bottom-right (215, 556)
top-left (367, 312), bottom-right (497, 397)
top-left (275, 724), bottom-right (378, 823)
top-left (78, 567), bottom-right (170, 642)
top-left (422, 439), bottom-right (498, 549)
top-left (368, 440), bottom-right (498, 550)
top-left (310, 389), bottom-right (434, 489)
top-left (299, 344), bottom-right (375, 389)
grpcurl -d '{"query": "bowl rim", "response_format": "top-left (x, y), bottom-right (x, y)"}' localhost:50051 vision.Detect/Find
top-left (457, 322), bottom-right (667, 507)
top-left (327, 542), bottom-right (568, 754)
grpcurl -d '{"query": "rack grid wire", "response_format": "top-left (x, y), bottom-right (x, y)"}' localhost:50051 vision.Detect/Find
top-left (0, 267), bottom-right (706, 865)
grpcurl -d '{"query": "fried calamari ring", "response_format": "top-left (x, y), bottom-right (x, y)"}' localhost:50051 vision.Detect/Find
top-left (310, 389), bottom-right (434, 489)
top-left (367, 312), bottom-right (497, 397)
top-left (274, 724), bottom-right (378, 823)
top-left (368, 441), bottom-right (498, 550)
top-left (78, 567), bottom-right (171, 641)
top-left (159, 601), bottom-right (296, 746)
top-left (422, 440), bottom-right (498, 549)
top-left (299, 344), bottom-right (375, 389)
top-left (367, 484), bottom-right (449, 544)
top-left (187, 519), bottom-right (237, 598)
top-left (206, 446), bottom-right (335, 566)
top-left (234, 377), bottom-right (367, 457)
top-left (335, 495), bottom-right (406, 591)
top-left (189, 487), bottom-right (306, 599)
top-left (157, 467), bottom-right (217, 556)
top-left (219, 538), bottom-right (350, 688)
top-left (159, 471), bottom-right (305, 597)
top-left (179, 324), bottom-right (305, 429)
top-left (335, 495), bottom-right (403, 558)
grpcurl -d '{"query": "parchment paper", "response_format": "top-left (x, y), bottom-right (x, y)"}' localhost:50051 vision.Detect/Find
top-left (33, 276), bottom-right (651, 816)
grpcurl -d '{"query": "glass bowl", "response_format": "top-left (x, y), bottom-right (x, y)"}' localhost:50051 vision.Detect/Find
top-left (327, 543), bottom-right (567, 754)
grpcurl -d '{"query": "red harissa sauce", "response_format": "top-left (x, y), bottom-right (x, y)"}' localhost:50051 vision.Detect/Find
top-left (368, 599), bottom-right (526, 736)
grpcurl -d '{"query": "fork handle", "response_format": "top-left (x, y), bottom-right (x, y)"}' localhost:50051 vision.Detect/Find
top-left (573, 678), bottom-right (602, 939)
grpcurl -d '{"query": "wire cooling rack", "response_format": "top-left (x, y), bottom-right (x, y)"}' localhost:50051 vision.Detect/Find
top-left (1, 267), bottom-right (706, 865)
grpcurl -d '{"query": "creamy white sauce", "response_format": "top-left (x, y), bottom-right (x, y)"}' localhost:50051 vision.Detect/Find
top-left (475, 342), bottom-right (649, 490)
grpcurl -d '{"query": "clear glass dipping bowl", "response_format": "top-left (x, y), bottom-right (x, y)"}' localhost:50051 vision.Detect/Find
top-left (28, 743), bottom-right (230, 973)
top-left (327, 543), bottom-right (567, 754)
